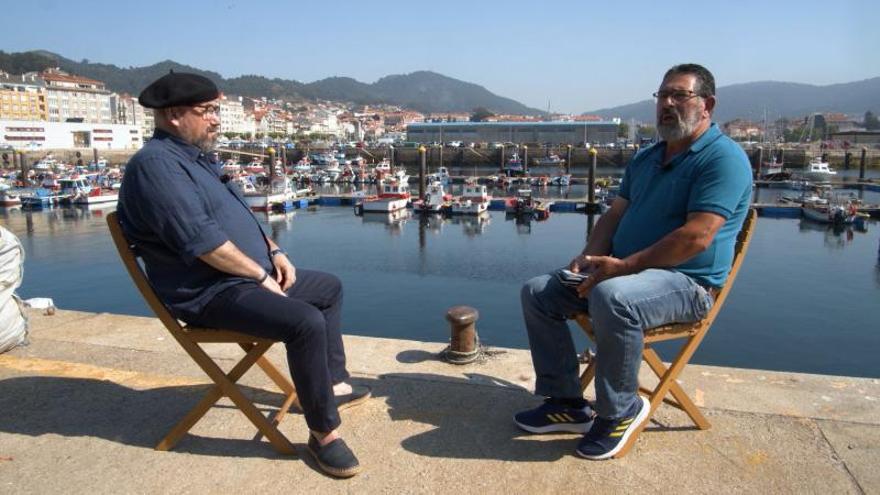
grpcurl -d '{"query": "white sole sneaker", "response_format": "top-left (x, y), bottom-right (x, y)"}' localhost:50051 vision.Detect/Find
top-left (576, 395), bottom-right (651, 460)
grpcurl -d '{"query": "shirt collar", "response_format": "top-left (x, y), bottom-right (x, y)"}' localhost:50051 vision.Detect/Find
top-left (688, 122), bottom-right (722, 154)
top-left (152, 128), bottom-right (203, 161)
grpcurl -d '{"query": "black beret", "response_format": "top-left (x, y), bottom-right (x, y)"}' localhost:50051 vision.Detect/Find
top-left (138, 71), bottom-right (220, 109)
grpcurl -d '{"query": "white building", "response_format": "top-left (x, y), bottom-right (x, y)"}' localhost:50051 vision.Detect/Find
top-left (36, 68), bottom-right (113, 124)
top-left (112, 94), bottom-right (155, 139)
top-left (0, 120), bottom-right (142, 150)
top-left (309, 110), bottom-right (341, 136)
top-left (219, 95), bottom-right (254, 135)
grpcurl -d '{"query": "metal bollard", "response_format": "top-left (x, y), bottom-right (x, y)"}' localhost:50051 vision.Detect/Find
top-left (443, 305), bottom-right (480, 364)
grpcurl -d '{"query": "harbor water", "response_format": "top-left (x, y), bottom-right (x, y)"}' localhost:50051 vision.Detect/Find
top-left (3, 176), bottom-right (879, 379)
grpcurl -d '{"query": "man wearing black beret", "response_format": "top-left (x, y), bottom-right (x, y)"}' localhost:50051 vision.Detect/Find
top-left (117, 72), bottom-right (366, 478)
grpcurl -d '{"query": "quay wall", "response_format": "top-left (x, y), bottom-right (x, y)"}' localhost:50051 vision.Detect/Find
top-left (5, 146), bottom-right (880, 173)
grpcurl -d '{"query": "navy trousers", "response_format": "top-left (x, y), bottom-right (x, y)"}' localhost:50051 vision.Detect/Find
top-left (191, 269), bottom-right (349, 432)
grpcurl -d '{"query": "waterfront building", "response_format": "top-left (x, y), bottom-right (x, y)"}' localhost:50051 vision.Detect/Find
top-left (0, 119), bottom-right (142, 149)
top-left (112, 93), bottom-right (155, 139)
top-left (406, 120), bottom-right (619, 145)
top-left (0, 72), bottom-right (48, 122)
top-left (219, 95), bottom-right (255, 136)
top-left (37, 68), bottom-right (112, 124)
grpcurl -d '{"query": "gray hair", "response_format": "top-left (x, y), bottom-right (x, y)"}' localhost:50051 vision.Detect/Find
top-left (663, 64), bottom-right (715, 97)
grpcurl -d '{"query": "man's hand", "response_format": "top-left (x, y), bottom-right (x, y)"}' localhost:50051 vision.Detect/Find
top-left (272, 252), bottom-right (297, 291)
top-left (569, 254), bottom-right (632, 298)
top-left (261, 272), bottom-right (287, 296)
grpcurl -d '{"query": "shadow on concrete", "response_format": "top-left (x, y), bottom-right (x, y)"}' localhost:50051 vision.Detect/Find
top-left (371, 372), bottom-right (580, 462)
top-left (395, 349), bottom-right (440, 364)
top-left (0, 372), bottom-right (691, 467)
top-left (0, 375), bottom-right (307, 460)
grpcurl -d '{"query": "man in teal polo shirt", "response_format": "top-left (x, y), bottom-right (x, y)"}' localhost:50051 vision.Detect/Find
top-left (515, 64), bottom-right (752, 459)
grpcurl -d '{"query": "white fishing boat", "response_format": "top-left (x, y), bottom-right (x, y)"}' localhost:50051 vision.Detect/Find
top-left (451, 181), bottom-right (490, 215)
top-left (414, 181), bottom-right (451, 213)
top-left (426, 166), bottom-right (450, 185)
top-left (802, 157), bottom-right (837, 181)
top-left (231, 174), bottom-right (298, 211)
top-left (534, 154), bottom-right (565, 166)
top-left (359, 180), bottom-right (411, 213)
top-left (0, 181), bottom-right (22, 206)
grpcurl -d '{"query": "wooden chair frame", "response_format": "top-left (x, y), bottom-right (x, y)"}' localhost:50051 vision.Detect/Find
top-left (106, 212), bottom-right (299, 454)
top-left (575, 209), bottom-right (756, 458)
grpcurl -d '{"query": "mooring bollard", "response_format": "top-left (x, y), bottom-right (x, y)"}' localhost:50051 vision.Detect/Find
top-left (443, 305), bottom-right (480, 364)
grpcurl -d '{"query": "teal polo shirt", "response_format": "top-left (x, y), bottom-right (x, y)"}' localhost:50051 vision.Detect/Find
top-left (612, 123), bottom-right (752, 288)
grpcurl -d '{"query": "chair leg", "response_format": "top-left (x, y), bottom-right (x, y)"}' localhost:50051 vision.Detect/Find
top-left (248, 348), bottom-right (300, 411)
top-left (157, 342), bottom-right (270, 451)
top-left (642, 348), bottom-right (710, 430)
top-left (579, 359), bottom-right (596, 393)
top-left (160, 340), bottom-right (296, 455)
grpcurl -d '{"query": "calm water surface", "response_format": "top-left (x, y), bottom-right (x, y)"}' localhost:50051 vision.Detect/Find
top-left (3, 181), bottom-right (879, 378)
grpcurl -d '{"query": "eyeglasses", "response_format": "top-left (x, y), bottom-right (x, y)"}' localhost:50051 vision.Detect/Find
top-left (652, 90), bottom-right (703, 104)
top-left (190, 104), bottom-right (220, 119)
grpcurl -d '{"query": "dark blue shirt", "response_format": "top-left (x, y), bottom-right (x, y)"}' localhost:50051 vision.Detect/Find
top-left (117, 129), bottom-right (272, 321)
top-left (613, 123), bottom-right (753, 288)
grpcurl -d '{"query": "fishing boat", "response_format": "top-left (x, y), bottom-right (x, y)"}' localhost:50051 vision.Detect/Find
top-left (761, 156), bottom-right (784, 176)
top-left (359, 180), bottom-right (411, 213)
top-left (426, 166), bottom-right (450, 185)
top-left (802, 157), bottom-right (837, 181)
top-left (244, 159), bottom-right (265, 175)
top-left (504, 153), bottom-right (525, 176)
top-left (505, 188), bottom-right (551, 220)
top-left (21, 188), bottom-right (66, 209)
top-left (533, 154), bottom-right (565, 167)
top-left (450, 181), bottom-right (490, 215)
top-left (413, 181), bottom-right (451, 214)
top-left (0, 182), bottom-right (22, 206)
top-left (230, 174), bottom-right (298, 211)
top-left (802, 202), bottom-right (859, 225)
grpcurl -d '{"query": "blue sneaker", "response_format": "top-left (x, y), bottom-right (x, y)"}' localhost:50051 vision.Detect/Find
top-left (514, 398), bottom-right (594, 434)
top-left (576, 395), bottom-right (650, 460)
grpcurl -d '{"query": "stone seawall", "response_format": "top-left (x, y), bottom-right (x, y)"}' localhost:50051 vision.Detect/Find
top-left (7, 145), bottom-right (879, 171)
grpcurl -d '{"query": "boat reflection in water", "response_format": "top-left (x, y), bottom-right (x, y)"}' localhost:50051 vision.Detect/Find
top-left (798, 218), bottom-right (868, 250)
top-left (359, 208), bottom-right (411, 235)
top-left (449, 211), bottom-right (491, 237)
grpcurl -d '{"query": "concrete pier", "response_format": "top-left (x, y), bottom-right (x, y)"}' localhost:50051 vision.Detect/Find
top-left (1, 309), bottom-right (878, 493)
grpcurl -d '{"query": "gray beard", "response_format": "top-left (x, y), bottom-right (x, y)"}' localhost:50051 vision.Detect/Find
top-left (657, 112), bottom-right (699, 142)
top-left (194, 136), bottom-right (218, 154)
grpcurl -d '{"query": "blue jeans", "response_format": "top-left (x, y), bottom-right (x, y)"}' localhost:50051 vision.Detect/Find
top-left (520, 269), bottom-right (713, 418)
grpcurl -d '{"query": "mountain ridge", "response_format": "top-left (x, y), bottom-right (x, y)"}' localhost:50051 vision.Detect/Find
top-left (0, 50), bottom-right (542, 115)
top-left (586, 78), bottom-right (880, 122)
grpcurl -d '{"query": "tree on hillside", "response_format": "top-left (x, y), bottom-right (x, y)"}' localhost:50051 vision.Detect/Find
top-left (470, 107), bottom-right (495, 122)
top-left (865, 111), bottom-right (880, 130)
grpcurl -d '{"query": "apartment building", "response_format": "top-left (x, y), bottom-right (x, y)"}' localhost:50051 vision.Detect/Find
top-left (0, 72), bottom-right (48, 121)
top-left (38, 68), bottom-right (112, 124)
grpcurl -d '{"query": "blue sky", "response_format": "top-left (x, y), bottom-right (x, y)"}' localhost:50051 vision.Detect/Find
top-left (2, 0), bottom-right (877, 113)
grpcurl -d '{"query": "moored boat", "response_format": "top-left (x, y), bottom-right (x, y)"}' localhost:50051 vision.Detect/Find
top-left (413, 181), bottom-right (451, 214)
top-left (450, 181), bottom-right (490, 215)
top-left (359, 180), bottom-right (411, 213)
top-left (505, 188), bottom-right (551, 220)
top-left (802, 157), bottom-right (837, 181)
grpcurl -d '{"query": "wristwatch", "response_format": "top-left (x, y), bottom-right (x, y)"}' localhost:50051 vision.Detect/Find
top-left (270, 248), bottom-right (286, 257)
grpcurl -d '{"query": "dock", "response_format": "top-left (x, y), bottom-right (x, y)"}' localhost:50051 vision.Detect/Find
top-left (1, 309), bottom-right (877, 493)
